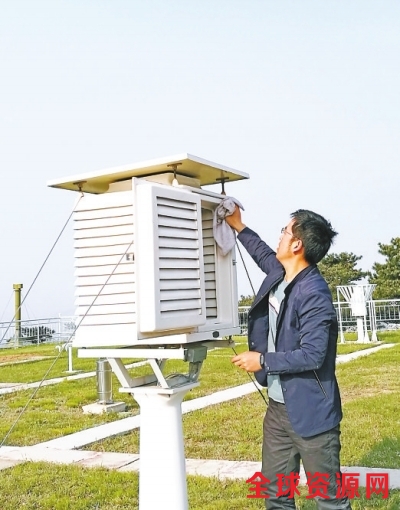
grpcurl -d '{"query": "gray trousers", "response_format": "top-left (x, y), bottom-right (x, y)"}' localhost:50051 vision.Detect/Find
top-left (262, 399), bottom-right (352, 509)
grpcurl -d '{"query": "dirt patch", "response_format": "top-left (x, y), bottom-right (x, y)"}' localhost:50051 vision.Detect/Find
top-left (341, 387), bottom-right (395, 404)
top-left (0, 354), bottom-right (52, 365)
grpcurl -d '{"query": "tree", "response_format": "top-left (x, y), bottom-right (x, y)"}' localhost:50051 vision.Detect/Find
top-left (369, 237), bottom-right (400, 299)
top-left (238, 294), bottom-right (254, 306)
top-left (317, 252), bottom-right (368, 297)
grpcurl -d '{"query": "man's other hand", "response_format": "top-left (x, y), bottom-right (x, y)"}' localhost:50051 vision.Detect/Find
top-left (231, 351), bottom-right (262, 372)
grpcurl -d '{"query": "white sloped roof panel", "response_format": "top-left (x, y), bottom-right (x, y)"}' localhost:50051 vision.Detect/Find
top-left (47, 153), bottom-right (249, 194)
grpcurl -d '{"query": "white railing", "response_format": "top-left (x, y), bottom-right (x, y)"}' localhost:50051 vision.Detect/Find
top-left (1, 299), bottom-right (399, 347)
top-left (238, 298), bottom-right (400, 335)
top-left (0, 316), bottom-right (77, 348)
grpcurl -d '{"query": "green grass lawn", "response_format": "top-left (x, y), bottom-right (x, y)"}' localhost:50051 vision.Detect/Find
top-left (0, 343), bottom-right (140, 384)
top-left (0, 333), bottom-right (399, 508)
top-left (0, 463), bottom-right (399, 510)
top-left (0, 342), bottom-right (252, 446)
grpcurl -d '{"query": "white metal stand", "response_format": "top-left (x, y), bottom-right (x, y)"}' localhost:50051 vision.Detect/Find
top-left (337, 284), bottom-right (377, 344)
top-left (132, 383), bottom-right (198, 510)
top-left (356, 317), bottom-right (369, 343)
top-left (78, 341), bottom-right (229, 510)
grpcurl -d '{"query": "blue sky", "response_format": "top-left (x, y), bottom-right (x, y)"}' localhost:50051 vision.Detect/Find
top-left (1, 1), bottom-right (399, 318)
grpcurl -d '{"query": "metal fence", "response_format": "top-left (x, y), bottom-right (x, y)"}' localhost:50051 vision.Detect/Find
top-left (0, 316), bottom-right (77, 348)
top-left (374, 299), bottom-right (400, 328)
top-left (238, 298), bottom-right (400, 335)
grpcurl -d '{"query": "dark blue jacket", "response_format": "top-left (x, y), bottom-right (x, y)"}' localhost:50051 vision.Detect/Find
top-left (238, 227), bottom-right (343, 437)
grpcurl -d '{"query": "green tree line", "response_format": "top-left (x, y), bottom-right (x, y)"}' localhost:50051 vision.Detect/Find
top-left (238, 237), bottom-right (400, 305)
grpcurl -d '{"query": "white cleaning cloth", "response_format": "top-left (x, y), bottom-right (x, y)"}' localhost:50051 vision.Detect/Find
top-left (213, 197), bottom-right (244, 256)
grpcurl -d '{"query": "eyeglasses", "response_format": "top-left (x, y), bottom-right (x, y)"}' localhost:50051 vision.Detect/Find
top-left (281, 227), bottom-right (298, 239)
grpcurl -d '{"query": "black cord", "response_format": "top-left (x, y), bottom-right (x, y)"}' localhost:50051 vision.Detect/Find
top-left (236, 241), bottom-right (256, 296)
top-left (234, 240), bottom-right (269, 405)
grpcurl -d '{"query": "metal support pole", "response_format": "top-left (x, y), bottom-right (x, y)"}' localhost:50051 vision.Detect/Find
top-left (78, 346), bottom-right (207, 508)
top-left (132, 383), bottom-right (197, 510)
top-left (216, 176), bottom-right (229, 195)
top-left (337, 288), bottom-right (345, 343)
top-left (96, 359), bottom-right (113, 404)
top-left (356, 317), bottom-right (364, 343)
top-left (67, 343), bottom-right (74, 373)
top-left (363, 314), bottom-right (370, 343)
top-left (13, 283), bottom-right (23, 347)
top-left (370, 301), bottom-right (378, 342)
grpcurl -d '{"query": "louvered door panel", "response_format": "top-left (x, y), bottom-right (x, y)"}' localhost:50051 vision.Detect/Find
top-left (135, 182), bottom-right (206, 332)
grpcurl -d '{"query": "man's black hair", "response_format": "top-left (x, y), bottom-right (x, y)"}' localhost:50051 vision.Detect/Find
top-left (290, 209), bottom-right (338, 264)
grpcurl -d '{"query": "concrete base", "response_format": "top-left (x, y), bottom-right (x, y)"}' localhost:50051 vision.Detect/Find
top-left (82, 402), bottom-right (127, 415)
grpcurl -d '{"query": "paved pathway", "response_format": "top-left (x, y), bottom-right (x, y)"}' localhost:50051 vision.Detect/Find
top-left (1, 446), bottom-right (399, 489)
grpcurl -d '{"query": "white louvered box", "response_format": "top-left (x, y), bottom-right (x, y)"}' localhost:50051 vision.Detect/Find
top-left (48, 154), bottom-right (249, 348)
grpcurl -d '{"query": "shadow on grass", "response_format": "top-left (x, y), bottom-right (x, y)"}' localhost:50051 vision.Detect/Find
top-left (358, 437), bottom-right (400, 470)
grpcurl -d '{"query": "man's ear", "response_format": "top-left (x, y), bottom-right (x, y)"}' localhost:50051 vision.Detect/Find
top-left (292, 239), bottom-right (303, 255)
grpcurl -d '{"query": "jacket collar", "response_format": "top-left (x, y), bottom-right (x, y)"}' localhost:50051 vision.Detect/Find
top-left (248, 264), bottom-right (319, 313)
top-left (275, 265), bottom-right (317, 331)
top-left (248, 269), bottom-right (284, 313)
top-left (284, 264), bottom-right (318, 295)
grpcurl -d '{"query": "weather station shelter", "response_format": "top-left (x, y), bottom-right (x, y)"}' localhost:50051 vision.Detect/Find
top-left (48, 153), bottom-right (249, 510)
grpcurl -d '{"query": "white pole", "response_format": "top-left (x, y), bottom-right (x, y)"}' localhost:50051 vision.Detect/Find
top-left (370, 301), bottom-right (378, 342)
top-left (356, 317), bottom-right (364, 343)
top-left (363, 314), bottom-right (370, 343)
top-left (133, 384), bottom-right (197, 510)
top-left (67, 343), bottom-right (73, 373)
top-left (337, 288), bottom-right (345, 343)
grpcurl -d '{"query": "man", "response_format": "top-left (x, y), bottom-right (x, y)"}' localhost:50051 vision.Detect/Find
top-left (226, 207), bottom-right (351, 510)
